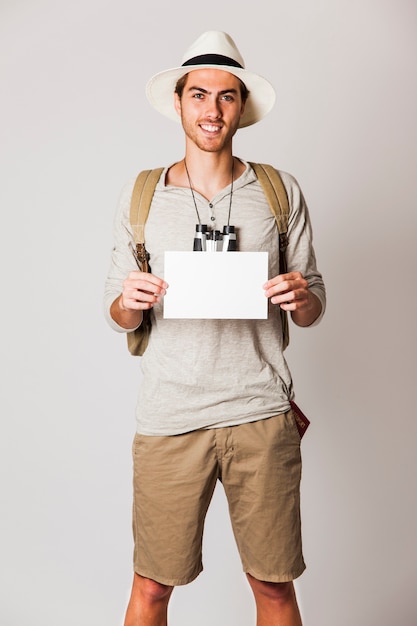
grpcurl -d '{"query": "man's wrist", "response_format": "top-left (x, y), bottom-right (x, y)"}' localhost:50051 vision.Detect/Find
top-left (111, 295), bottom-right (143, 329)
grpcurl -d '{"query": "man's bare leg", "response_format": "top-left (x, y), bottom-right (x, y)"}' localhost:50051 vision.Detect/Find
top-left (247, 574), bottom-right (302, 626)
top-left (124, 573), bottom-right (174, 626)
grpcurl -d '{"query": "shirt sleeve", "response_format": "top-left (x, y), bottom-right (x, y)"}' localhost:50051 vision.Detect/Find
top-left (103, 179), bottom-right (140, 333)
top-left (280, 170), bottom-right (326, 326)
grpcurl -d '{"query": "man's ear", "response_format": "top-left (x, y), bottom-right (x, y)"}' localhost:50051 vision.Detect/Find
top-left (174, 93), bottom-right (182, 116)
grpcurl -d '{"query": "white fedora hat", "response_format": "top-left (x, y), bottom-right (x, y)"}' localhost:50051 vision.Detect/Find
top-left (145, 31), bottom-right (276, 128)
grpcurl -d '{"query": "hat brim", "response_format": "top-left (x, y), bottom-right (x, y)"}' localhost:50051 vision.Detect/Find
top-left (145, 65), bottom-right (276, 128)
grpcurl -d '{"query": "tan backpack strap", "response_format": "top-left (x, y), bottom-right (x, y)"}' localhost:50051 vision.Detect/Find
top-left (250, 161), bottom-right (290, 269)
top-left (129, 168), bottom-right (164, 244)
top-left (250, 162), bottom-right (290, 349)
top-left (250, 162), bottom-right (289, 234)
top-left (129, 168), bottom-right (164, 273)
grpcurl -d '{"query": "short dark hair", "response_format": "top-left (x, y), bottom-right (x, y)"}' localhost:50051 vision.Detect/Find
top-left (175, 72), bottom-right (249, 103)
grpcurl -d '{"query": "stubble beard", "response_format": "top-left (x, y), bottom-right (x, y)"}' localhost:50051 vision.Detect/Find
top-left (182, 115), bottom-right (239, 154)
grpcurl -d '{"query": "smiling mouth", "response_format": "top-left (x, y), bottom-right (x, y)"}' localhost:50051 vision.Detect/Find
top-left (200, 123), bottom-right (222, 133)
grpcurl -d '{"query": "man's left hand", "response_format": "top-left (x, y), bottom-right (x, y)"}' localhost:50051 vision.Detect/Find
top-left (263, 272), bottom-right (321, 327)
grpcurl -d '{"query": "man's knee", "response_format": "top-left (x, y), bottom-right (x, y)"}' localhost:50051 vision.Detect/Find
top-left (247, 573), bottom-right (295, 604)
top-left (133, 573), bottom-right (174, 605)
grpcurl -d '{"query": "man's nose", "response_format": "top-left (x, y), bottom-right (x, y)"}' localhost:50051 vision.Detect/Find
top-left (204, 96), bottom-right (222, 119)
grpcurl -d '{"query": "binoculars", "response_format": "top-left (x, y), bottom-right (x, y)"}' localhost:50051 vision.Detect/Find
top-left (193, 224), bottom-right (237, 252)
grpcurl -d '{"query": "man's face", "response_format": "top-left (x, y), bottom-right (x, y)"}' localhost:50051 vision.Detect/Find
top-left (174, 68), bottom-right (246, 153)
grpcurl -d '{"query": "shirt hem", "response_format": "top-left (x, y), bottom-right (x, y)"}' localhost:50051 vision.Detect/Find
top-left (134, 407), bottom-right (292, 437)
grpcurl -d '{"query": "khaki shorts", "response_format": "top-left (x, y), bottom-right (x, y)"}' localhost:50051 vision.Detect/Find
top-left (132, 411), bottom-right (305, 586)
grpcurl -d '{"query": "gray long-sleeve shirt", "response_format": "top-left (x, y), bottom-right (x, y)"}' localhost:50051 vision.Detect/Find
top-left (104, 161), bottom-right (326, 436)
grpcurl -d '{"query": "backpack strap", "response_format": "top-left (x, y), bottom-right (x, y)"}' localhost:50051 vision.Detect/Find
top-left (249, 162), bottom-right (289, 271)
top-left (250, 162), bottom-right (290, 349)
top-left (126, 168), bottom-right (163, 357)
top-left (129, 167), bottom-right (164, 272)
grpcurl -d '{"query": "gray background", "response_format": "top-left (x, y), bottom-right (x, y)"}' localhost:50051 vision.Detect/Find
top-left (1, 1), bottom-right (416, 625)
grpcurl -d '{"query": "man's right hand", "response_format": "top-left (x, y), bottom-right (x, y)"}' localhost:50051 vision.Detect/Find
top-left (110, 271), bottom-right (168, 329)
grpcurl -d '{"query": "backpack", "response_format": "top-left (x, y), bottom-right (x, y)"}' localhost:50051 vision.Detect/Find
top-left (127, 162), bottom-right (290, 356)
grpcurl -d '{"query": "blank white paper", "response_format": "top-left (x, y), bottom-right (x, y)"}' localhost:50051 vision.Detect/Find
top-left (163, 251), bottom-right (268, 319)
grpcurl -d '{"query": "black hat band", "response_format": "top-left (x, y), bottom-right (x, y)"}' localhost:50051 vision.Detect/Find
top-left (182, 54), bottom-right (243, 69)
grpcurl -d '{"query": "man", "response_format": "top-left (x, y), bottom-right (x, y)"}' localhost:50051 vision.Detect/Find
top-left (104, 31), bottom-right (326, 626)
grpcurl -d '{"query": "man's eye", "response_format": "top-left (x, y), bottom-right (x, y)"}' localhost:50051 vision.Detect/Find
top-left (222, 95), bottom-right (233, 101)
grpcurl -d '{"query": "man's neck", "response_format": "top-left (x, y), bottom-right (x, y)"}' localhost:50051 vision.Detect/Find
top-left (167, 149), bottom-right (244, 201)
